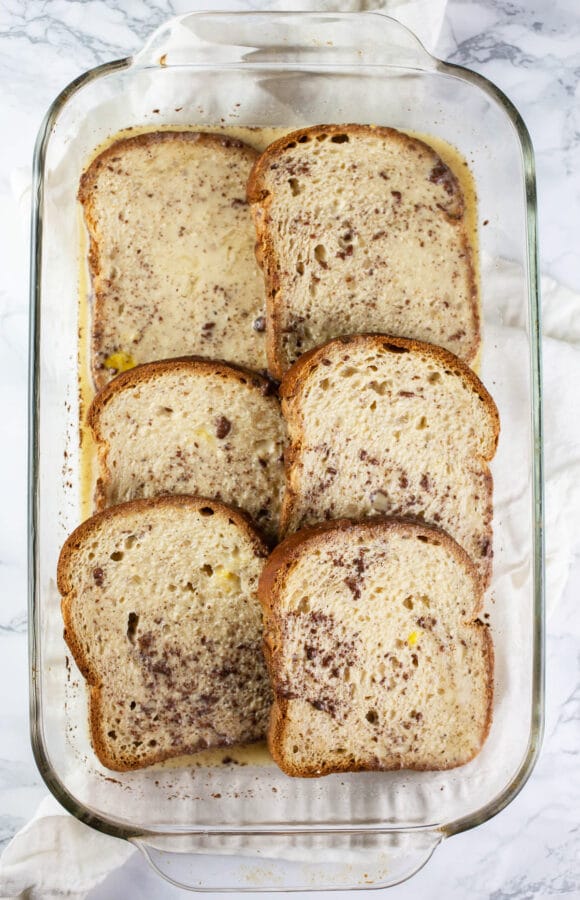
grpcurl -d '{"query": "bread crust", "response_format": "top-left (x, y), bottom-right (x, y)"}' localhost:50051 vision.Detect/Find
top-left (258, 516), bottom-right (494, 778)
top-left (258, 517), bottom-right (493, 777)
top-left (58, 493), bottom-right (267, 595)
top-left (87, 355), bottom-right (280, 513)
top-left (87, 682), bottom-right (267, 773)
top-left (80, 130), bottom-right (259, 245)
top-left (247, 124), bottom-right (479, 378)
top-left (278, 333), bottom-right (499, 585)
top-left (88, 355), bottom-right (276, 438)
top-left (279, 333), bottom-right (499, 442)
top-left (59, 495), bottom-right (269, 770)
top-left (267, 624), bottom-right (494, 777)
top-left (79, 130), bottom-right (262, 390)
top-left (79, 129), bottom-right (258, 206)
top-left (259, 515), bottom-right (483, 618)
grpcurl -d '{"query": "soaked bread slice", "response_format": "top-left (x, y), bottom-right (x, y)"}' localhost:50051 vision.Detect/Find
top-left (79, 131), bottom-right (266, 389)
top-left (259, 518), bottom-right (493, 777)
top-left (247, 124), bottom-right (479, 378)
top-left (88, 357), bottom-right (285, 541)
top-left (58, 496), bottom-right (270, 771)
top-left (280, 334), bottom-right (499, 586)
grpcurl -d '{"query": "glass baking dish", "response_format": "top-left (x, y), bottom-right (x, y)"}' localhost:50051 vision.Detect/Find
top-left (29, 12), bottom-right (544, 892)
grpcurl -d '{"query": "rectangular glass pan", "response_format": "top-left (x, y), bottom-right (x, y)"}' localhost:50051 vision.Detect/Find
top-left (29, 12), bottom-right (544, 892)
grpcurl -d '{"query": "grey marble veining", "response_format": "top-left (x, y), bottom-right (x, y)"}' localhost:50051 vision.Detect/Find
top-left (0, 1), bottom-right (579, 898)
top-left (440, 0), bottom-right (580, 291)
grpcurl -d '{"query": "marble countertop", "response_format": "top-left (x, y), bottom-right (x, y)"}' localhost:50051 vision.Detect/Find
top-left (1, 1), bottom-right (579, 898)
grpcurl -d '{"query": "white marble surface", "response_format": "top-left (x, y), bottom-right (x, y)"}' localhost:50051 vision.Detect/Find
top-left (1, 0), bottom-right (579, 897)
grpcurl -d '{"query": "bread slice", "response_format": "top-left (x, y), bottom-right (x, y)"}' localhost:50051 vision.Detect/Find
top-left (259, 518), bottom-right (493, 777)
top-left (280, 334), bottom-right (499, 586)
top-left (88, 357), bottom-right (285, 541)
top-left (247, 124), bottom-right (479, 378)
top-left (58, 496), bottom-right (270, 771)
top-left (79, 131), bottom-right (266, 389)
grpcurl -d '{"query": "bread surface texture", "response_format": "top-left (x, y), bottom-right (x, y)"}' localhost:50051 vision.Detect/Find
top-left (280, 333), bottom-right (499, 585)
top-left (79, 131), bottom-right (266, 389)
top-left (88, 357), bottom-right (285, 540)
top-left (58, 496), bottom-right (270, 771)
top-left (259, 518), bottom-right (493, 777)
top-left (247, 124), bottom-right (479, 378)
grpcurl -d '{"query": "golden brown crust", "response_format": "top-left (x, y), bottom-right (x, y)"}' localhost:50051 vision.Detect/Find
top-left (279, 333), bottom-right (499, 450)
top-left (58, 493), bottom-right (268, 595)
top-left (258, 515), bottom-right (483, 618)
top-left (478, 625), bottom-right (495, 753)
top-left (87, 355), bottom-right (278, 441)
top-left (277, 333), bottom-right (500, 585)
top-left (258, 517), bottom-right (492, 778)
top-left (79, 130), bottom-right (258, 205)
top-left (79, 131), bottom-right (261, 390)
top-left (59, 495), bottom-right (270, 771)
top-left (246, 124), bottom-right (462, 211)
top-left (88, 684), bottom-right (264, 773)
top-left (247, 124), bottom-right (479, 378)
top-left (267, 623), bottom-right (493, 777)
top-left (59, 495), bottom-right (268, 680)
top-left (86, 356), bottom-right (282, 526)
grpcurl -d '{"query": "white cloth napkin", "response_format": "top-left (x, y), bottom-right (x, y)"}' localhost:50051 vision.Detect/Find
top-left (3, 1), bottom-right (580, 898)
top-left (0, 797), bottom-right (134, 900)
top-left (484, 260), bottom-right (580, 612)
